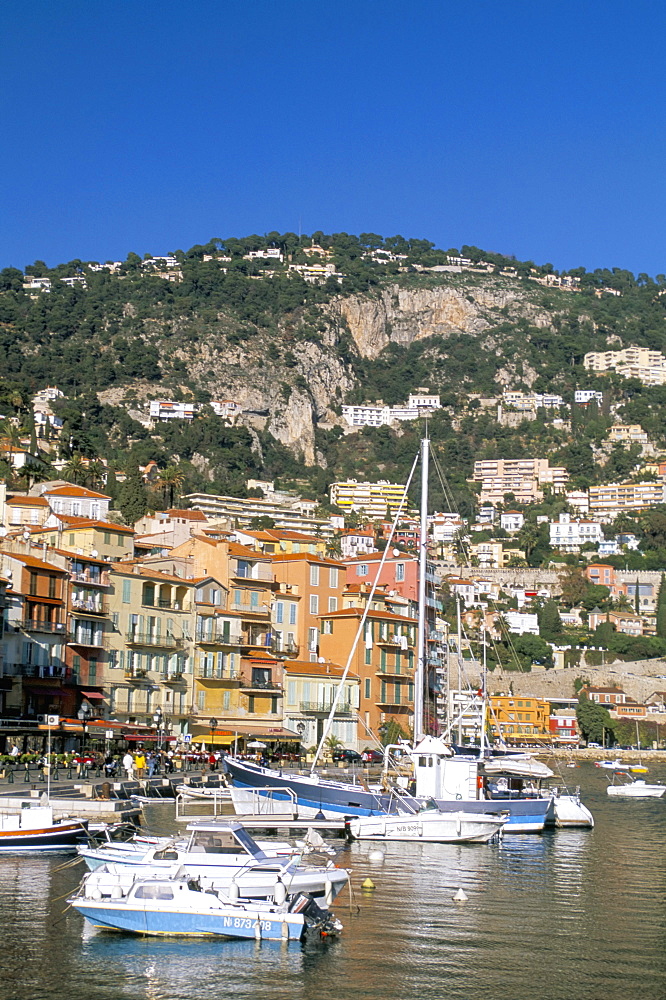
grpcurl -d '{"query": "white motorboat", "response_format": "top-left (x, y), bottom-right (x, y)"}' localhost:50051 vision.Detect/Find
top-left (607, 778), bottom-right (666, 798)
top-left (347, 801), bottom-right (508, 842)
top-left (68, 868), bottom-right (342, 940)
top-left (547, 788), bottom-right (594, 828)
top-left (77, 819), bottom-right (349, 902)
top-left (176, 784), bottom-right (232, 800)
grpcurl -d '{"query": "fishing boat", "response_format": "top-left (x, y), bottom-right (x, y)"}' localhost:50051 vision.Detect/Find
top-left (68, 869), bottom-right (342, 940)
top-left (0, 802), bottom-right (88, 853)
top-left (77, 819), bottom-right (349, 902)
top-left (606, 778), bottom-right (666, 798)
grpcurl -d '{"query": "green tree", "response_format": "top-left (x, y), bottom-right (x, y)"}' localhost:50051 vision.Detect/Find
top-left (117, 465), bottom-right (149, 524)
top-left (657, 574), bottom-right (666, 639)
top-left (537, 600), bottom-right (563, 641)
top-left (558, 564), bottom-right (589, 607)
top-left (576, 696), bottom-right (615, 746)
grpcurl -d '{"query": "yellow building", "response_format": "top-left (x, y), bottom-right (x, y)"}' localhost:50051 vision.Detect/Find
top-left (487, 695), bottom-right (551, 743)
top-left (34, 514), bottom-right (135, 559)
top-left (283, 660), bottom-right (360, 750)
top-left (329, 479), bottom-right (409, 519)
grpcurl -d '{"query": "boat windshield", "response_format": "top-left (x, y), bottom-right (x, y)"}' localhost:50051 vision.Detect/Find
top-left (188, 827), bottom-right (269, 859)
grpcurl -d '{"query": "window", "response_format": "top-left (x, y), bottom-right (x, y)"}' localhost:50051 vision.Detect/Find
top-left (69, 533), bottom-right (75, 545)
top-left (395, 563), bottom-right (405, 582)
top-left (308, 626), bottom-right (318, 652)
top-left (276, 602), bottom-right (284, 624)
top-left (48, 575), bottom-right (57, 598)
top-left (365, 647), bottom-right (371, 665)
top-left (29, 572), bottom-right (38, 596)
top-left (104, 532), bottom-right (110, 544)
top-left (322, 619), bottom-right (333, 635)
top-left (328, 597), bottom-right (338, 613)
top-left (111, 612), bottom-right (119, 629)
top-left (289, 603), bottom-right (297, 625)
top-left (309, 595), bottom-right (319, 615)
top-left (357, 564), bottom-right (368, 577)
top-left (108, 650), bottom-right (118, 669)
top-left (287, 681), bottom-right (296, 706)
top-left (250, 591), bottom-right (259, 609)
top-left (310, 565), bottom-right (320, 587)
top-left (329, 567), bottom-right (338, 590)
top-left (223, 690), bottom-right (231, 709)
top-left (122, 580), bottom-right (132, 604)
top-left (89, 659), bottom-right (97, 681)
top-left (364, 678), bottom-right (371, 699)
top-left (197, 690), bottom-right (206, 710)
top-left (117, 535), bottom-right (125, 547)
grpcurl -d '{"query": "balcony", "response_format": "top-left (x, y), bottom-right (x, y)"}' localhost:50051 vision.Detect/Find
top-left (142, 598), bottom-right (189, 610)
top-left (21, 618), bottom-right (68, 635)
top-left (124, 668), bottom-right (147, 681)
top-left (4, 663), bottom-right (69, 680)
top-left (376, 634), bottom-right (412, 648)
top-left (376, 696), bottom-right (411, 708)
top-left (196, 631), bottom-right (243, 647)
top-left (301, 701), bottom-right (353, 715)
top-left (70, 570), bottom-right (110, 587)
top-left (195, 667), bottom-right (241, 681)
top-left (232, 564), bottom-right (274, 583)
top-left (69, 632), bottom-right (104, 648)
top-left (240, 679), bottom-right (283, 694)
top-left (162, 671), bottom-right (187, 684)
top-left (231, 599), bottom-right (270, 617)
top-left (376, 666), bottom-right (413, 679)
top-left (271, 640), bottom-right (299, 658)
top-left (71, 598), bottom-right (108, 615)
top-left (125, 632), bottom-right (183, 649)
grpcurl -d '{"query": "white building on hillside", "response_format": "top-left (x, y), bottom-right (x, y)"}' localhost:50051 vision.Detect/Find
top-left (549, 512), bottom-right (603, 552)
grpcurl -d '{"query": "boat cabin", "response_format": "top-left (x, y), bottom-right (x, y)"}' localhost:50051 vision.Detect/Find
top-left (184, 822), bottom-right (270, 860)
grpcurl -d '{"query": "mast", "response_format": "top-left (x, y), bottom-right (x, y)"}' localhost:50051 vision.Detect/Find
top-left (456, 596), bottom-right (463, 744)
top-left (414, 433), bottom-right (429, 740)
top-left (480, 628), bottom-right (486, 756)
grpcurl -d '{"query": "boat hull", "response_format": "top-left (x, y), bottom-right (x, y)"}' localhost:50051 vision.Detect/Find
top-left (431, 797), bottom-right (548, 834)
top-left (71, 899), bottom-right (307, 940)
top-left (0, 820), bottom-right (88, 853)
top-left (607, 784), bottom-right (666, 798)
top-left (347, 810), bottom-right (505, 843)
top-left (224, 757), bottom-right (392, 818)
top-left (547, 794), bottom-right (594, 828)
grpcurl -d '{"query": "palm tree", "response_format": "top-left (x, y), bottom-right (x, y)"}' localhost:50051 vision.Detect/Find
top-left (157, 465), bottom-right (186, 507)
top-left (0, 420), bottom-right (23, 476)
top-left (84, 460), bottom-right (106, 491)
top-left (63, 453), bottom-right (87, 486)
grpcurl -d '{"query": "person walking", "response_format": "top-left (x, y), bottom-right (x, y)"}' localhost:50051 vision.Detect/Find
top-left (122, 751), bottom-right (134, 780)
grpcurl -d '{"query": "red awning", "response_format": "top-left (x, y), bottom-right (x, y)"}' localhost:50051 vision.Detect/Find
top-left (80, 691), bottom-right (105, 700)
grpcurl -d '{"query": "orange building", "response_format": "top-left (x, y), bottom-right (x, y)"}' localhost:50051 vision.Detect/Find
top-left (318, 604), bottom-right (417, 740)
top-left (271, 554), bottom-right (345, 661)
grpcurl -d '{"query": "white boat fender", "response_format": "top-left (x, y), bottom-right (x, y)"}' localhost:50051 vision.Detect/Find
top-left (453, 888), bottom-right (468, 903)
top-left (325, 879), bottom-right (333, 907)
top-left (254, 919), bottom-right (262, 941)
top-left (229, 880), bottom-right (240, 902)
top-left (455, 813), bottom-right (462, 837)
top-left (282, 920), bottom-right (290, 940)
top-left (91, 889), bottom-right (103, 901)
top-left (110, 886), bottom-right (124, 899)
top-left (274, 878), bottom-right (287, 905)
top-left (368, 849), bottom-right (385, 862)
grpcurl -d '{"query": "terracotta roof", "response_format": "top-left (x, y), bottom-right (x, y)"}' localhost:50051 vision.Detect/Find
top-left (166, 509), bottom-right (207, 520)
top-left (43, 485), bottom-right (111, 499)
top-left (39, 515), bottom-right (134, 533)
top-left (6, 495), bottom-right (49, 506)
top-left (0, 550), bottom-right (67, 572)
top-left (228, 541), bottom-right (272, 560)
top-left (271, 553), bottom-right (341, 567)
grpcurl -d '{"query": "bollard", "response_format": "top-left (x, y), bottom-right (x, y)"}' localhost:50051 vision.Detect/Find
top-left (23, 764), bottom-right (30, 783)
top-left (67, 764), bottom-right (74, 780)
top-left (39, 767), bottom-right (45, 783)
top-left (52, 764), bottom-right (59, 782)
top-left (95, 764), bottom-right (102, 779)
top-left (7, 765), bottom-right (14, 784)
top-left (81, 764), bottom-right (89, 780)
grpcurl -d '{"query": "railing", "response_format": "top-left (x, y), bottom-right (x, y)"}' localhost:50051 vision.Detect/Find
top-left (71, 598), bottom-right (108, 615)
top-left (21, 619), bottom-right (67, 634)
top-left (376, 666), bottom-right (412, 678)
top-left (232, 564), bottom-right (274, 583)
top-left (239, 679), bottom-right (283, 692)
top-left (70, 570), bottom-right (110, 587)
top-left (196, 631), bottom-right (242, 646)
top-left (125, 632), bottom-right (183, 648)
top-left (70, 632), bottom-right (104, 647)
top-left (271, 640), bottom-right (299, 657)
top-left (301, 701), bottom-right (353, 715)
top-left (124, 668), bottom-right (147, 680)
top-left (6, 664), bottom-right (69, 679)
top-left (162, 671), bottom-right (186, 683)
top-left (195, 667), bottom-right (241, 681)
top-left (231, 599), bottom-right (269, 615)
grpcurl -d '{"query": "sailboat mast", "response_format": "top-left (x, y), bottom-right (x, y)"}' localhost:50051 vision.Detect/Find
top-left (414, 433), bottom-right (429, 740)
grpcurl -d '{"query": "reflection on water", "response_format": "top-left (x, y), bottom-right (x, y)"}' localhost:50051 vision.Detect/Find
top-left (1, 764), bottom-right (666, 1000)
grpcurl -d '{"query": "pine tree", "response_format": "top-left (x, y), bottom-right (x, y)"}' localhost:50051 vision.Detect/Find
top-left (634, 577), bottom-right (641, 615)
top-left (117, 465), bottom-right (148, 525)
top-left (656, 574), bottom-right (666, 639)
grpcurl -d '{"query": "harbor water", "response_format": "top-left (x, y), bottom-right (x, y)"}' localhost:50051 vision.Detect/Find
top-left (1, 762), bottom-right (665, 1000)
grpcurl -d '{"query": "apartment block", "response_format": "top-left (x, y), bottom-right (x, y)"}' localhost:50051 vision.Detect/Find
top-left (330, 479), bottom-right (409, 519)
top-left (584, 346), bottom-right (666, 385)
top-left (487, 695), bottom-right (551, 743)
top-left (608, 424), bottom-right (649, 445)
top-left (588, 481), bottom-right (665, 515)
top-left (471, 459), bottom-right (568, 504)
top-left (283, 660), bottom-right (360, 750)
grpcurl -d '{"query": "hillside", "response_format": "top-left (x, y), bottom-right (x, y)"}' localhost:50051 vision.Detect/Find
top-left (2, 232), bottom-right (666, 508)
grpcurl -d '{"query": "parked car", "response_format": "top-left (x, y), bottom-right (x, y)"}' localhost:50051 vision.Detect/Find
top-left (332, 748), bottom-right (362, 764)
top-left (361, 749), bottom-right (384, 764)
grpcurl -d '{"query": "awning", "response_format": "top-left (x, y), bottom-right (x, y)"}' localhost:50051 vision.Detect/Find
top-left (192, 725), bottom-right (300, 740)
top-left (80, 691), bottom-right (105, 700)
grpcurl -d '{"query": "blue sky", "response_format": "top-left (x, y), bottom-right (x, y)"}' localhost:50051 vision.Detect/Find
top-left (2, 2), bottom-right (666, 275)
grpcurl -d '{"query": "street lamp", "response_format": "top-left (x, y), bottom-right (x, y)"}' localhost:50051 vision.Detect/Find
top-left (77, 701), bottom-right (92, 753)
top-left (209, 717), bottom-right (218, 750)
top-left (153, 706), bottom-right (163, 751)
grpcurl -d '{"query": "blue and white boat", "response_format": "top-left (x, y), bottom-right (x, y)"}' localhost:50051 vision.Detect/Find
top-left (78, 819), bottom-right (349, 903)
top-left (68, 869), bottom-right (342, 941)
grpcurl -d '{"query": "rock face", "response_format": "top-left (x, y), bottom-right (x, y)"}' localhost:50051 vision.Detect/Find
top-left (330, 281), bottom-right (538, 359)
top-left (120, 275), bottom-right (555, 465)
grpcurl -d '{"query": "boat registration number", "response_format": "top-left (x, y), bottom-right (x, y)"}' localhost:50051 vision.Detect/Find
top-left (395, 824), bottom-right (420, 834)
top-left (223, 917), bottom-right (273, 930)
